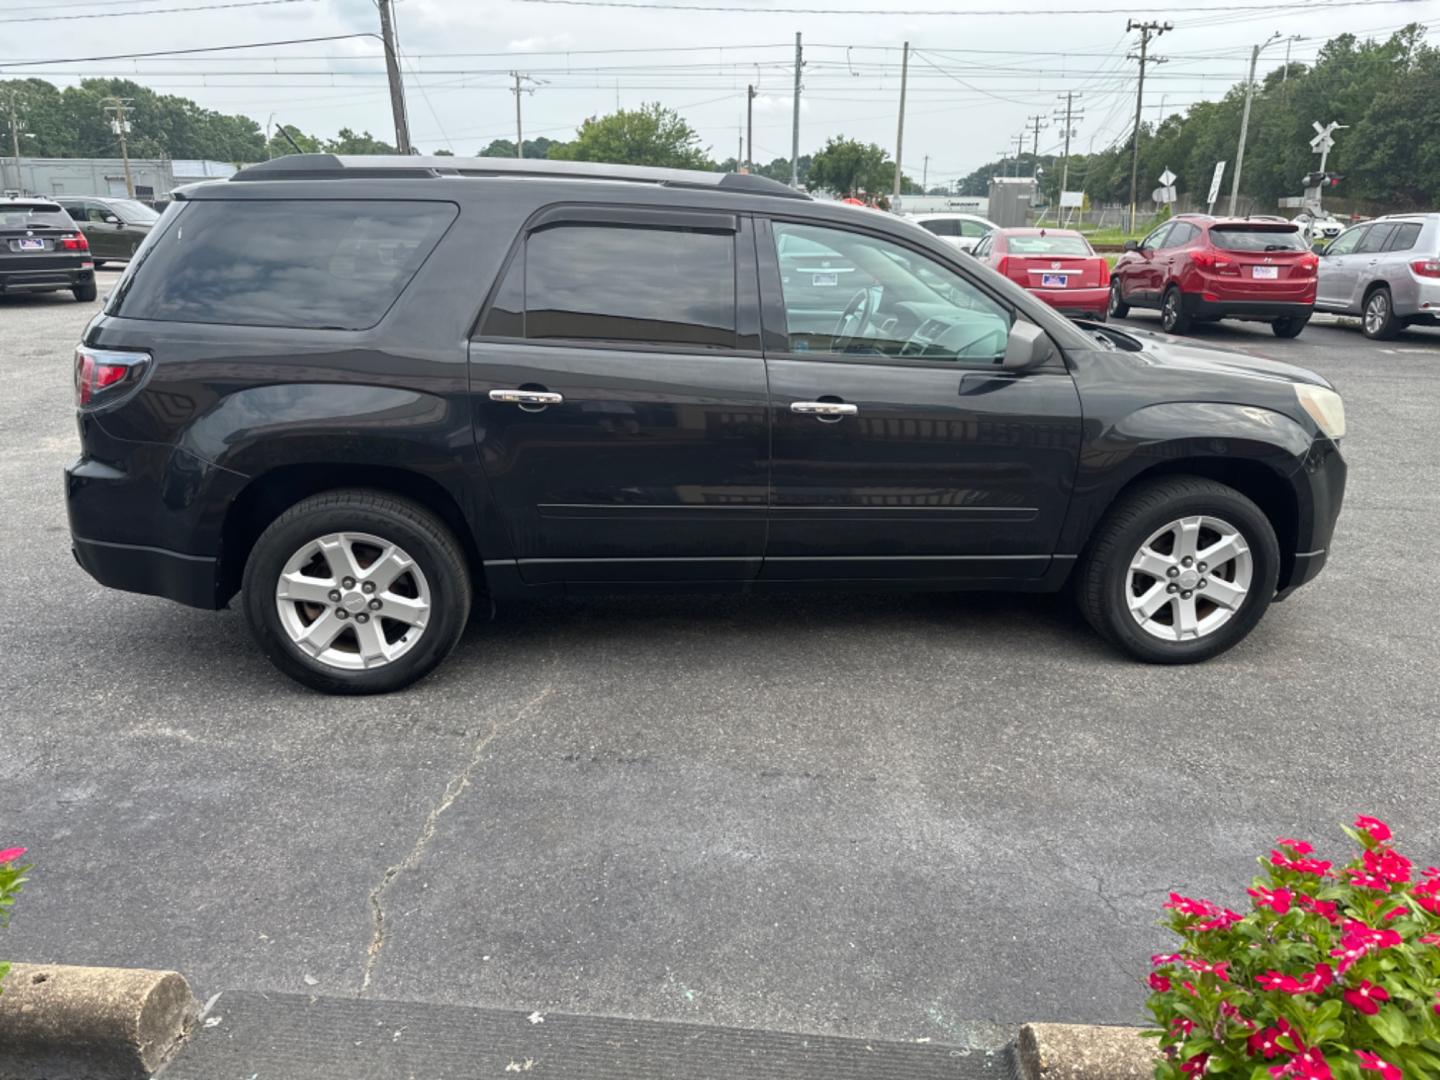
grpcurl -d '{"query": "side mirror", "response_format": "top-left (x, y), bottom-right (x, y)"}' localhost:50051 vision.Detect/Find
top-left (1312, 241), bottom-right (1329, 255)
top-left (1002, 320), bottom-right (1060, 371)
top-left (1123, 239), bottom-right (1140, 252)
top-left (104, 214), bottom-right (121, 225)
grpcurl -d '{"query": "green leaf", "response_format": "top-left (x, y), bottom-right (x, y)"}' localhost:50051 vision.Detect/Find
top-left (1366, 1006), bottom-right (1411, 1048)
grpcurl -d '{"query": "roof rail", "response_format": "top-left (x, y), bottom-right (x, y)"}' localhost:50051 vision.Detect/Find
top-left (232, 153), bottom-right (810, 200)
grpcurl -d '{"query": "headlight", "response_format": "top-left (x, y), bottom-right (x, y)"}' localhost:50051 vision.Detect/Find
top-left (1294, 384), bottom-right (1346, 439)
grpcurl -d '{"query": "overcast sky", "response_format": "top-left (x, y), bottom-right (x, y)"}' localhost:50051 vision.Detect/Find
top-left (4, 0), bottom-right (1438, 185)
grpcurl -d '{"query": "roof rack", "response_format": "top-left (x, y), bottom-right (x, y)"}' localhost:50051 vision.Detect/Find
top-left (232, 153), bottom-right (810, 200)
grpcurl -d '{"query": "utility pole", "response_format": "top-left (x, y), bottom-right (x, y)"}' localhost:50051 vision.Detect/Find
top-left (1125, 19), bottom-right (1171, 233)
top-left (1053, 91), bottom-right (1084, 197)
top-left (1228, 31), bottom-right (1280, 216)
top-left (790, 32), bottom-right (803, 188)
top-left (1026, 113), bottom-right (1049, 175)
top-left (102, 97), bottom-right (134, 198)
top-left (377, 0), bottom-right (412, 154)
top-left (746, 84), bottom-right (756, 171)
top-left (4, 91), bottom-right (24, 194)
top-left (1013, 131), bottom-right (1026, 177)
top-left (510, 72), bottom-right (544, 158)
top-left (922, 154), bottom-right (929, 191)
top-left (892, 40), bottom-right (910, 201)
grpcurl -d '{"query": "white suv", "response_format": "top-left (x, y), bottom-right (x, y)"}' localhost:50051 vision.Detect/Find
top-left (905, 212), bottom-right (997, 253)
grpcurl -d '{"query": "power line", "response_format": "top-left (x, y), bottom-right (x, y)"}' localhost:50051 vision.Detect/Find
top-left (0, 0), bottom-right (317, 22)
top-left (0, 33), bottom-right (373, 66)
top-left (515, 0), bottom-right (1428, 14)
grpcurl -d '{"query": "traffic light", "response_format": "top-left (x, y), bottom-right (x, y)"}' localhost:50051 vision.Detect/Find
top-left (1302, 171), bottom-right (1343, 188)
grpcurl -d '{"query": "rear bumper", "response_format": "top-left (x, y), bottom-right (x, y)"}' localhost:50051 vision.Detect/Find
top-left (0, 265), bottom-right (93, 292)
top-left (1181, 295), bottom-right (1314, 322)
top-left (71, 536), bottom-right (220, 609)
top-left (1032, 286), bottom-right (1110, 316)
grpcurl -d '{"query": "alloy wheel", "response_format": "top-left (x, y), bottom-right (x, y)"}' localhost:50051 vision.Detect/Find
top-left (1365, 292), bottom-right (1389, 336)
top-left (1126, 515), bottom-right (1253, 642)
top-left (274, 531), bottom-right (432, 670)
top-left (1162, 291), bottom-right (1179, 330)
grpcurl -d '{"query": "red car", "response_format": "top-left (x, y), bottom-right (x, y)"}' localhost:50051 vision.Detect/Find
top-left (971, 227), bottom-right (1111, 320)
top-left (1109, 214), bottom-right (1318, 338)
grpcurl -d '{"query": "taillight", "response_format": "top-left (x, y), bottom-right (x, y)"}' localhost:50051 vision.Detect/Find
top-left (994, 256), bottom-right (1010, 278)
top-left (1300, 254), bottom-right (1319, 274)
top-left (1192, 250), bottom-right (1238, 275)
top-left (1097, 259), bottom-right (1111, 286)
top-left (59, 233), bottom-right (89, 252)
top-left (1412, 259), bottom-right (1440, 279)
top-left (74, 347), bottom-right (149, 407)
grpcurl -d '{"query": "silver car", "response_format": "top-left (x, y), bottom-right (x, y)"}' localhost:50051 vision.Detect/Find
top-left (1314, 213), bottom-right (1440, 339)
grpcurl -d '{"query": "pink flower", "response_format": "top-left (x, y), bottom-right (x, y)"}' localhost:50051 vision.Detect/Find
top-left (1195, 908), bottom-right (1244, 931)
top-left (1341, 921), bottom-right (1402, 950)
top-left (1355, 1051), bottom-right (1402, 1080)
top-left (1256, 963), bottom-right (1333, 995)
top-left (1419, 933), bottom-right (1440, 945)
top-left (1180, 1052), bottom-right (1209, 1078)
top-left (1354, 815), bottom-right (1392, 844)
top-left (1271, 850), bottom-right (1333, 876)
top-left (1248, 886), bottom-right (1293, 915)
top-left (1149, 972), bottom-right (1171, 992)
top-left (1151, 952), bottom-right (1183, 966)
top-left (1297, 894), bottom-right (1340, 923)
top-left (1248, 1026), bottom-right (1288, 1059)
top-left (1342, 980), bottom-right (1390, 1015)
top-left (1171, 1016), bottom-right (1196, 1035)
top-left (1220, 1001), bottom-right (1256, 1030)
top-left (1165, 892), bottom-right (1217, 917)
top-left (1363, 846), bottom-right (1412, 884)
top-left (1277, 838), bottom-right (1314, 855)
top-left (1346, 870), bottom-right (1391, 892)
top-left (1270, 1047), bottom-right (1332, 1079)
top-left (1380, 905), bottom-right (1407, 920)
top-left (0, 847), bottom-right (25, 864)
top-left (1184, 958), bottom-right (1229, 981)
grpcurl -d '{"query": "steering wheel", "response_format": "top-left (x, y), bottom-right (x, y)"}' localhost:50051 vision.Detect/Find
top-left (831, 287), bottom-right (875, 352)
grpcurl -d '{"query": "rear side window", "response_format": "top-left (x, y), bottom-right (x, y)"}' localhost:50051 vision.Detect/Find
top-left (1384, 223), bottom-right (1422, 252)
top-left (920, 219), bottom-right (959, 237)
top-left (959, 220), bottom-right (990, 238)
top-left (110, 199), bottom-right (456, 330)
top-left (1209, 226), bottom-right (1307, 252)
top-left (1355, 224), bottom-right (1397, 255)
top-left (0, 205), bottom-right (72, 229)
top-left (1007, 234), bottom-right (1093, 256)
top-left (497, 223), bottom-right (737, 350)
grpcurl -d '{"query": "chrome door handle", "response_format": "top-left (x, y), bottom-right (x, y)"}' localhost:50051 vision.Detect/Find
top-left (489, 389), bottom-right (564, 406)
top-left (791, 401), bottom-right (858, 419)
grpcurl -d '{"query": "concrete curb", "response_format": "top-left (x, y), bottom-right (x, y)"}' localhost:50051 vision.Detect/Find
top-left (0, 963), bottom-right (198, 1080)
top-left (1015, 1023), bottom-right (1156, 1080)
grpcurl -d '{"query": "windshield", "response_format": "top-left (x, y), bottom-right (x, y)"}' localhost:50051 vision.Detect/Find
top-left (109, 200), bottom-right (161, 225)
top-left (1007, 234), bottom-right (1093, 256)
top-left (0, 205), bottom-right (71, 230)
top-left (1210, 226), bottom-right (1307, 253)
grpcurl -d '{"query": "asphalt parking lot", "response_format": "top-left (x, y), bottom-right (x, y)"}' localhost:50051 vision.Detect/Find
top-left (3, 269), bottom-right (1439, 1045)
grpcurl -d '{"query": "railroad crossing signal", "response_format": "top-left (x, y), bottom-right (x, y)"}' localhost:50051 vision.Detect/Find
top-left (1153, 168), bottom-right (1177, 205)
top-left (1310, 120), bottom-right (1346, 154)
top-left (1158, 168), bottom-right (1177, 187)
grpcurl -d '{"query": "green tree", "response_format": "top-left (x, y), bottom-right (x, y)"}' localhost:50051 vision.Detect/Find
top-left (325, 129), bottom-right (396, 155)
top-left (806, 136), bottom-right (891, 196)
top-left (478, 136), bottom-right (566, 159)
top-left (548, 104), bottom-right (711, 169)
top-left (265, 124), bottom-right (323, 158)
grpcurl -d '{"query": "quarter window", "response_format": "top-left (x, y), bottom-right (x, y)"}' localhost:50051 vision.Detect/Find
top-left (108, 199), bottom-right (456, 330)
top-left (919, 218), bottom-right (959, 237)
top-left (521, 224), bottom-right (736, 349)
top-left (1356, 223), bottom-right (1397, 255)
top-left (959, 219), bottom-right (990, 239)
top-left (1384, 223), bottom-right (1422, 252)
top-left (770, 221), bottom-right (1012, 365)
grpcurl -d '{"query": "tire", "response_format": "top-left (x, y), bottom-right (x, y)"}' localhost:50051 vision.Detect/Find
top-left (73, 279), bottom-right (98, 302)
top-left (1160, 285), bottom-right (1192, 334)
top-left (1108, 280), bottom-right (1130, 319)
top-left (1271, 314), bottom-right (1309, 338)
top-left (242, 489), bottom-right (472, 694)
top-left (1075, 476), bottom-right (1280, 664)
top-left (1361, 286), bottom-right (1402, 340)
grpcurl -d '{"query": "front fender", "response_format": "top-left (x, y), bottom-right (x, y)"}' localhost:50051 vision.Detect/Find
top-left (1058, 401), bottom-right (1313, 556)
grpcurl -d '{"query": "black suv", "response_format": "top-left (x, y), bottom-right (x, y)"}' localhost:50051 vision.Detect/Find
top-left (1, 197), bottom-right (97, 301)
top-left (67, 155), bottom-right (1347, 693)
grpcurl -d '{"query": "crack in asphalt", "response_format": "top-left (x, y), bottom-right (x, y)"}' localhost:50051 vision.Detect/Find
top-left (358, 685), bottom-right (556, 996)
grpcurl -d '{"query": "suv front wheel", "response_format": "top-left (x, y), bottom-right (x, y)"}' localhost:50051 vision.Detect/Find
top-left (1076, 477), bottom-right (1280, 664)
top-left (242, 490), bottom-right (472, 694)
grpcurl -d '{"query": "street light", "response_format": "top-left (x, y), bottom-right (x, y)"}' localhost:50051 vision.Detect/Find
top-left (1228, 31), bottom-right (1283, 216)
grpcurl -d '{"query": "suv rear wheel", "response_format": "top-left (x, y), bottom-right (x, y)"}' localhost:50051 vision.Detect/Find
top-left (241, 490), bottom-right (471, 694)
top-left (1076, 477), bottom-right (1279, 664)
top-left (1271, 314), bottom-right (1308, 338)
top-left (1108, 280), bottom-right (1130, 319)
top-left (1362, 286), bottom-right (1402, 340)
top-left (73, 279), bottom-right (98, 302)
top-left (1160, 285), bottom-right (1192, 334)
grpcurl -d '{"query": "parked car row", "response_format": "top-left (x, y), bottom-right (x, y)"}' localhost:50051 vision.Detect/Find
top-left (1, 194), bottom-right (157, 301)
